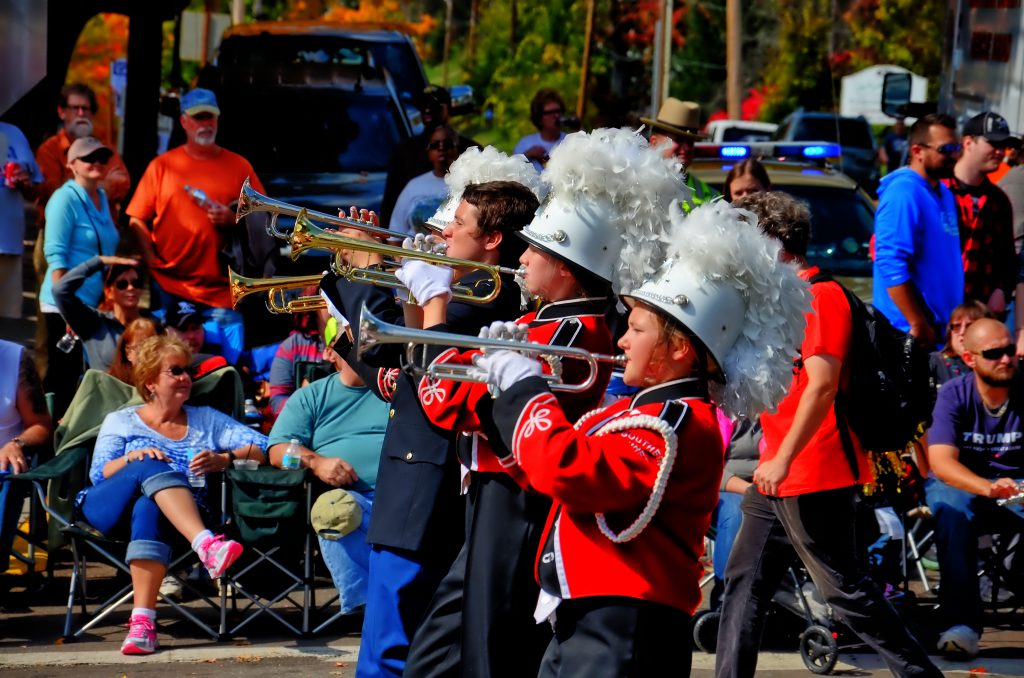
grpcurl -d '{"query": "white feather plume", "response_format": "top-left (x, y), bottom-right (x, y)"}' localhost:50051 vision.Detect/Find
top-left (663, 200), bottom-right (811, 419)
top-left (445, 146), bottom-right (546, 201)
top-left (542, 128), bottom-right (689, 294)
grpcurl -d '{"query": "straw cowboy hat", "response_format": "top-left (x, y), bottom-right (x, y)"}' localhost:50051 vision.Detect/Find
top-left (641, 98), bottom-right (708, 140)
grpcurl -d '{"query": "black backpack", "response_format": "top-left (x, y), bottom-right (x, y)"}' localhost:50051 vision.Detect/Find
top-left (809, 272), bottom-right (935, 455)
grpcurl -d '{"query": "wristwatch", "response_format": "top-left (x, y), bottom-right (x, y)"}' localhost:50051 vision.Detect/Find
top-left (10, 437), bottom-right (25, 449)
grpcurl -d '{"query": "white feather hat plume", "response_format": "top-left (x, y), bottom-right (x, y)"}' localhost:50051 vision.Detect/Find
top-left (658, 200), bottom-right (811, 419)
top-left (427, 146), bottom-right (546, 229)
top-left (540, 127), bottom-right (690, 294)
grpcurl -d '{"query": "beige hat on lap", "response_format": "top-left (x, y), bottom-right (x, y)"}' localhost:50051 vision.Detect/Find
top-left (310, 489), bottom-right (363, 540)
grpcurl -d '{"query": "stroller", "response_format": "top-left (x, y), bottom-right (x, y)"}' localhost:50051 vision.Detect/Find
top-left (692, 561), bottom-right (848, 675)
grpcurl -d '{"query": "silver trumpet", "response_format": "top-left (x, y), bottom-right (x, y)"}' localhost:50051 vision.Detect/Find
top-left (357, 305), bottom-right (626, 393)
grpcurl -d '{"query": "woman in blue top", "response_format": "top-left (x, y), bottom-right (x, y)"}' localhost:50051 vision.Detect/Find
top-left (40, 136), bottom-right (121, 418)
top-left (78, 335), bottom-right (267, 656)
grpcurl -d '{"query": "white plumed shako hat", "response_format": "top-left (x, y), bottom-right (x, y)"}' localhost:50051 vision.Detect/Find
top-left (427, 146), bottom-right (546, 231)
top-left (521, 127), bottom-right (690, 292)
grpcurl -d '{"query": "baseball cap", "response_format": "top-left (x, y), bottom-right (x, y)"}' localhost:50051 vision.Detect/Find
top-left (181, 88), bottom-right (220, 116)
top-left (963, 112), bottom-right (1011, 144)
top-left (165, 300), bottom-right (205, 329)
top-left (67, 136), bottom-right (112, 162)
top-left (310, 489), bottom-right (363, 540)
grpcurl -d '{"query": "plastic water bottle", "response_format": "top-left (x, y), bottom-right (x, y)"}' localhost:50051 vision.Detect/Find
top-left (186, 448), bottom-right (206, 488)
top-left (281, 438), bottom-right (302, 471)
top-left (184, 184), bottom-right (210, 208)
top-left (244, 399), bottom-right (262, 429)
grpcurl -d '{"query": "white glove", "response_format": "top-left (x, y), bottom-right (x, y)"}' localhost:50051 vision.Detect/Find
top-left (478, 321), bottom-right (530, 343)
top-left (319, 290), bottom-right (350, 328)
top-left (467, 350), bottom-right (543, 396)
top-left (395, 259), bottom-right (454, 305)
top-left (402, 233), bottom-right (447, 255)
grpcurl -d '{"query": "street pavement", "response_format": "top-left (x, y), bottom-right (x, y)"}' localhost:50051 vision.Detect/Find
top-left (2, 553), bottom-right (1022, 676)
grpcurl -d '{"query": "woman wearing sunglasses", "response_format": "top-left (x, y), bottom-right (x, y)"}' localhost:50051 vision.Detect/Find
top-left (53, 254), bottom-right (149, 372)
top-left (40, 136), bottom-right (121, 416)
top-left (81, 334), bottom-right (267, 655)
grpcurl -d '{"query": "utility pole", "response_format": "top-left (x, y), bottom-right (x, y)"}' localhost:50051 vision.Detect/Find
top-left (650, 0), bottom-right (672, 117)
top-left (577, 0), bottom-right (596, 120)
top-left (726, 0), bottom-right (741, 118)
top-left (442, 0), bottom-right (454, 86)
top-left (231, 0), bottom-right (244, 24)
top-left (468, 0), bottom-right (479, 70)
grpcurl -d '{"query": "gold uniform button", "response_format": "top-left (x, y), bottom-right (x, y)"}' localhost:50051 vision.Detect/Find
top-left (405, 452), bottom-right (414, 460)
top-left (389, 409), bottom-right (395, 418)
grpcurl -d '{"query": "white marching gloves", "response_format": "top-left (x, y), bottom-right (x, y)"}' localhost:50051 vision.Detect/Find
top-left (478, 320), bottom-right (530, 343)
top-left (395, 235), bottom-right (453, 304)
top-left (468, 350), bottom-right (542, 396)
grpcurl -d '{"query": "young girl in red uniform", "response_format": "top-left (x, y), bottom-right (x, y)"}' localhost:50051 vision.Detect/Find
top-left (470, 200), bottom-right (810, 677)
top-left (399, 129), bottom-right (686, 678)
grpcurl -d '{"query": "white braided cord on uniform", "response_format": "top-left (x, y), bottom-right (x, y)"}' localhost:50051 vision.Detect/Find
top-left (587, 413), bottom-right (678, 543)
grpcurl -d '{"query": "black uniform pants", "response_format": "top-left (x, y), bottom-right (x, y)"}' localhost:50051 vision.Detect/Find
top-left (539, 596), bottom-right (692, 678)
top-left (715, 486), bottom-right (942, 678)
top-left (404, 472), bottom-right (552, 678)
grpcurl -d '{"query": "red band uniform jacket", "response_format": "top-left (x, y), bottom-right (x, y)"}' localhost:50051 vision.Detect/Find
top-left (490, 376), bottom-right (725, 614)
top-left (417, 297), bottom-right (614, 486)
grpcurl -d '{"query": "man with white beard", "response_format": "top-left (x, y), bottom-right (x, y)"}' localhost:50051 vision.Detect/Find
top-left (126, 88), bottom-right (263, 364)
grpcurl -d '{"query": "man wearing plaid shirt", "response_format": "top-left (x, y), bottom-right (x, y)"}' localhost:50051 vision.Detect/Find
top-left (943, 112), bottom-right (1016, 316)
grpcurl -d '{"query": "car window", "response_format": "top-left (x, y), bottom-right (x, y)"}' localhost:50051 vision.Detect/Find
top-left (792, 118), bottom-right (874, 149)
top-left (367, 42), bottom-right (427, 101)
top-left (782, 184), bottom-right (875, 276)
top-left (722, 127), bottom-right (773, 142)
top-left (217, 90), bottom-right (405, 174)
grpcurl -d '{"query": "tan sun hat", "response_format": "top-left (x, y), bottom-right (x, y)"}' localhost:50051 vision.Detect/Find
top-left (310, 489), bottom-right (363, 540)
top-left (640, 98), bottom-right (708, 140)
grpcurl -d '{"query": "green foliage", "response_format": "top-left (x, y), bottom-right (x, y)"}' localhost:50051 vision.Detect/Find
top-left (843, 0), bottom-right (945, 98)
top-left (759, 0), bottom-right (836, 122)
top-left (669, 1), bottom-right (726, 111)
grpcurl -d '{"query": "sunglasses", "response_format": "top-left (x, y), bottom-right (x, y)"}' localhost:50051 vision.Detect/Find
top-left (78, 152), bottom-right (111, 165)
top-left (164, 365), bottom-right (190, 378)
top-left (919, 142), bottom-right (962, 156)
top-left (64, 104), bottom-right (93, 114)
top-left (428, 140), bottom-right (456, 151)
top-left (976, 344), bottom-right (1016, 361)
top-left (113, 278), bottom-right (143, 290)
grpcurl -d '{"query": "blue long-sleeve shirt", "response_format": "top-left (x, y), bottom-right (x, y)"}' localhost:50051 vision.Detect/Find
top-left (40, 180), bottom-right (119, 311)
top-left (872, 167), bottom-right (963, 333)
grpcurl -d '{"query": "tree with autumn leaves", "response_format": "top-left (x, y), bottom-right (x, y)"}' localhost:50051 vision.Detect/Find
top-left (62, 0), bottom-right (948, 152)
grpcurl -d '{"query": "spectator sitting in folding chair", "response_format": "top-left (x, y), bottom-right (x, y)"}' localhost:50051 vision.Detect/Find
top-left (267, 317), bottom-right (389, 616)
top-left (77, 334), bottom-right (267, 655)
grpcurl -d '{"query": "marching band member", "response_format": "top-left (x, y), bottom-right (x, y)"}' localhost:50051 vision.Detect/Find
top-left (320, 151), bottom-right (541, 678)
top-left (402, 129), bottom-right (686, 678)
top-left (466, 200), bottom-right (809, 677)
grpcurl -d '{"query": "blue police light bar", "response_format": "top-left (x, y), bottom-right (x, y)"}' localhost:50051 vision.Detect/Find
top-left (801, 144), bottom-right (841, 158)
top-left (720, 145), bottom-right (750, 158)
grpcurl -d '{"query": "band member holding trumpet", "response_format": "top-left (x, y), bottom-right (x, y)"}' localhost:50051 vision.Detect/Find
top-left (403, 129), bottom-right (686, 678)
top-left (320, 172), bottom-right (538, 678)
top-left (469, 200), bottom-right (810, 677)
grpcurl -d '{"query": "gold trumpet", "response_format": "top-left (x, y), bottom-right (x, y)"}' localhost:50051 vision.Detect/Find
top-left (236, 177), bottom-right (394, 240)
top-left (357, 305), bottom-right (626, 393)
top-left (228, 268), bottom-right (326, 314)
top-left (291, 210), bottom-right (522, 305)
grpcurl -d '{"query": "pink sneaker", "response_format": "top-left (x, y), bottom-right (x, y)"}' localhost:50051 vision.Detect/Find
top-left (198, 534), bottom-right (243, 578)
top-left (121, 614), bottom-right (158, 655)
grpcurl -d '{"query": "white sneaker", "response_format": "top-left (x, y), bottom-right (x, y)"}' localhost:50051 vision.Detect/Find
top-left (158, 573), bottom-right (184, 600)
top-left (936, 624), bottom-right (979, 658)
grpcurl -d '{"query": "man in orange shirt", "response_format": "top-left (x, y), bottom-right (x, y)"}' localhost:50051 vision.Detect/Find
top-left (715, 192), bottom-right (940, 678)
top-left (126, 88), bottom-right (264, 364)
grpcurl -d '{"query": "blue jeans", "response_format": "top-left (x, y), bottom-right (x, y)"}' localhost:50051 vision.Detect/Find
top-left (0, 471), bottom-right (30, 572)
top-left (77, 458), bottom-right (192, 565)
top-left (318, 490), bottom-right (372, 615)
top-left (924, 476), bottom-right (1024, 633)
top-left (713, 490), bottom-right (745, 582)
top-left (150, 281), bottom-right (245, 364)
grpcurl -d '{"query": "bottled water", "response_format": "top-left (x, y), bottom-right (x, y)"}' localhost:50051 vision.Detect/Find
top-left (186, 448), bottom-right (206, 488)
top-left (184, 184), bottom-right (210, 208)
top-left (281, 439), bottom-right (302, 471)
top-left (244, 398), bottom-right (262, 428)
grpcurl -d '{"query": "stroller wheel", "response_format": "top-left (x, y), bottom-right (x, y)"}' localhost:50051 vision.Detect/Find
top-left (799, 624), bottom-right (838, 675)
top-left (692, 609), bottom-right (721, 653)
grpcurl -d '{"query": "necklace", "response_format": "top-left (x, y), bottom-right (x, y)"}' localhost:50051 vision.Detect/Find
top-left (983, 397), bottom-right (1010, 418)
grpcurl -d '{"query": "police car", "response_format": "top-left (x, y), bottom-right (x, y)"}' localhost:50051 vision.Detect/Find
top-left (689, 142), bottom-right (874, 300)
